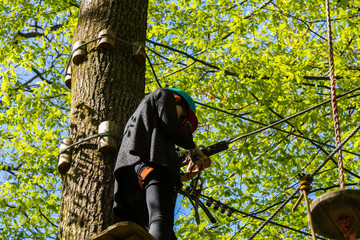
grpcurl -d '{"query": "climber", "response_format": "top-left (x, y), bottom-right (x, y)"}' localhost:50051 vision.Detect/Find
top-left (113, 88), bottom-right (211, 240)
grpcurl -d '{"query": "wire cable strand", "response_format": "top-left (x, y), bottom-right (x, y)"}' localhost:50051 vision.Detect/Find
top-left (199, 195), bottom-right (326, 239)
top-left (58, 132), bottom-right (121, 157)
top-left (195, 93), bottom-right (360, 157)
top-left (247, 122), bottom-right (360, 240)
top-left (228, 86), bottom-right (360, 144)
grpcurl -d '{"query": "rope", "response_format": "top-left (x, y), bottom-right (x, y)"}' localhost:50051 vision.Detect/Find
top-left (247, 122), bottom-right (360, 239)
top-left (325, 0), bottom-right (345, 190)
top-left (291, 174), bottom-right (316, 240)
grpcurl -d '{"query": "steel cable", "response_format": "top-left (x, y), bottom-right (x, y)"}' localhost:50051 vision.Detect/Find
top-left (247, 123), bottom-right (360, 239)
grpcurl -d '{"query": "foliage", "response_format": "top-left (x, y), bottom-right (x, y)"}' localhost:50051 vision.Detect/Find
top-left (0, 0), bottom-right (76, 239)
top-left (1, 0), bottom-right (360, 239)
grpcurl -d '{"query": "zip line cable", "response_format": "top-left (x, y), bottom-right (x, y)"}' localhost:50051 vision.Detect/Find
top-left (247, 122), bottom-right (360, 240)
top-left (144, 39), bottom-right (360, 157)
top-left (196, 194), bottom-right (327, 239)
top-left (228, 85), bottom-right (360, 144)
top-left (310, 137), bottom-right (360, 180)
top-left (195, 93), bottom-right (360, 158)
top-left (249, 181), bottom-right (357, 217)
top-left (309, 127), bottom-right (360, 179)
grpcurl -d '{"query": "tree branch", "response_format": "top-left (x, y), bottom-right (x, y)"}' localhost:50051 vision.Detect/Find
top-left (271, 2), bottom-right (328, 42)
top-left (222, 0), bottom-right (274, 40)
top-left (12, 24), bottom-right (63, 43)
top-left (39, 208), bottom-right (58, 228)
top-left (146, 39), bottom-right (343, 81)
top-left (69, 2), bottom-right (80, 8)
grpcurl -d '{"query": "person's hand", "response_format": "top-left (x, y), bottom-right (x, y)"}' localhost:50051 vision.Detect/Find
top-left (181, 146), bottom-right (211, 182)
top-left (192, 145), bottom-right (211, 171)
top-left (181, 158), bottom-right (201, 182)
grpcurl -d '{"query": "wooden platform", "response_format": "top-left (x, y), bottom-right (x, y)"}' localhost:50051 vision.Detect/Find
top-left (87, 222), bottom-right (156, 240)
top-left (310, 189), bottom-right (360, 239)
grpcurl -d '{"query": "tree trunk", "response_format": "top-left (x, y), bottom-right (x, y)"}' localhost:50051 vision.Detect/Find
top-left (57, 0), bottom-right (148, 239)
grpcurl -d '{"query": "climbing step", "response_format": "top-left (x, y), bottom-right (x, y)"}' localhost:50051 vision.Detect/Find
top-left (310, 189), bottom-right (360, 239)
top-left (87, 221), bottom-right (156, 240)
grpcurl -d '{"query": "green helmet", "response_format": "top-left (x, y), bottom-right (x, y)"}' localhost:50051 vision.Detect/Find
top-left (169, 88), bottom-right (196, 113)
top-left (169, 88), bottom-right (198, 132)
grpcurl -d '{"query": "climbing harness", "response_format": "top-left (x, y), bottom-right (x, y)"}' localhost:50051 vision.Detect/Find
top-left (178, 140), bottom-right (229, 167)
top-left (179, 148), bottom-right (217, 225)
top-left (180, 187), bottom-right (217, 224)
top-left (138, 166), bottom-right (154, 190)
top-left (176, 148), bottom-right (194, 161)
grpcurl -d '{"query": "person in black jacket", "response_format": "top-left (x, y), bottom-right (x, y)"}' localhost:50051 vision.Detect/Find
top-left (113, 88), bottom-right (210, 240)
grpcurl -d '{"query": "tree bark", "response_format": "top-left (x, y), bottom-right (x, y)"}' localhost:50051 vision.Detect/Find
top-left (57, 0), bottom-right (148, 239)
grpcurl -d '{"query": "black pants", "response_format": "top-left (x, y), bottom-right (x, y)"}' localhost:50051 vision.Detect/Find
top-left (113, 163), bottom-right (178, 240)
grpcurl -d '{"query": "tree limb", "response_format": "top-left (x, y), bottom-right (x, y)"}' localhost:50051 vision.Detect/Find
top-left (222, 0), bottom-right (274, 40)
top-left (12, 24), bottom-right (63, 43)
top-left (146, 39), bottom-right (343, 81)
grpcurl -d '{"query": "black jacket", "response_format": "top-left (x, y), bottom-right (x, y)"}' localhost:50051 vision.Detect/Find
top-left (114, 88), bottom-right (196, 180)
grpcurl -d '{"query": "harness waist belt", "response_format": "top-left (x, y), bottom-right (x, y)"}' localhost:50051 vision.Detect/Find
top-left (138, 166), bottom-right (154, 189)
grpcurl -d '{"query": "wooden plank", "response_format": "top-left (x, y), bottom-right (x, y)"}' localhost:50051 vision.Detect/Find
top-left (310, 189), bottom-right (360, 239)
top-left (87, 222), bottom-right (156, 240)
